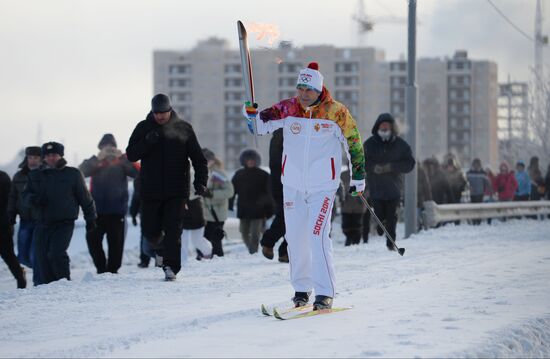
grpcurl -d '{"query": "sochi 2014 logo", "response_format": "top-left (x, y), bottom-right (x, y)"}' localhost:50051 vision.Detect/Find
top-left (290, 122), bottom-right (302, 134)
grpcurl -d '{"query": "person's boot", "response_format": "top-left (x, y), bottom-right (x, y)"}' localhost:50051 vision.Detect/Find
top-left (137, 262), bottom-right (149, 268)
top-left (292, 291), bottom-right (310, 307)
top-left (313, 295), bottom-right (333, 310)
top-left (261, 245), bottom-right (274, 260)
top-left (278, 254), bottom-right (289, 263)
top-left (386, 239), bottom-right (396, 251)
top-left (16, 267), bottom-right (27, 289)
top-left (163, 266), bottom-right (176, 281)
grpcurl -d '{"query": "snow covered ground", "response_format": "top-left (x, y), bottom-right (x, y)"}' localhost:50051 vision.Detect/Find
top-left (1, 217), bottom-right (549, 358)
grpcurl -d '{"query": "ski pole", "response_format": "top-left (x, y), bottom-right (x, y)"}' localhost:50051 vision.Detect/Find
top-left (354, 191), bottom-right (405, 256)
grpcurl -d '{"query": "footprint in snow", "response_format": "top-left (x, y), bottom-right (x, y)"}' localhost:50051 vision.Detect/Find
top-left (442, 317), bottom-right (459, 322)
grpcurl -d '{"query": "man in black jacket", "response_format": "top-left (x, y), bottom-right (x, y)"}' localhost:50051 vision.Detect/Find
top-left (363, 113), bottom-right (415, 250)
top-left (259, 129), bottom-right (289, 262)
top-left (126, 94), bottom-right (208, 281)
top-left (23, 142), bottom-right (97, 284)
top-left (0, 170), bottom-right (26, 288)
top-left (80, 134), bottom-right (138, 274)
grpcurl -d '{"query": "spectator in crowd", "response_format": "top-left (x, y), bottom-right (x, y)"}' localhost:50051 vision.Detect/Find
top-left (443, 154), bottom-right (466, 204)
top-left (259, 129), bottom-right (289, 262)
top-left (528, 156), bottom-right (546, 201)
top-left (492, 162), bottom-right (518, 202)
top-left (129, 173), bottom-right (155, 268)
top-left (23, 142), bottom-right (96, 285)
top-left (466, 158), bottom-right (492, 225)
top-left (545, 164), bottom-right (550, 200)
top-left (80, 134), bottom-right (138, 274)
top-left (363, 113), bottom-right (415, 250)
top-left (7, 146), bottom-right (41, 278)
top-left (230, 149), bottom-right (273, 254)
top-left (180, 168), bottom-right (213, 265)
top-left (423, 158), bottom-right (453, 205)
top-left (0, 170), bottom-right (26, 288)
top-left (340, 167), bottom-right (368, 246)
top-left (126, 94), bottom-right (208, 281)
top-left (202, 148), bottom-right (234, 258)
top-left (514, 161), bottom-right (531, 201)
top-left (417, 162), bottom-right (433, 230)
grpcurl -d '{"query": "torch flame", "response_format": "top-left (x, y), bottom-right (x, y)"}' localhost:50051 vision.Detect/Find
top-left (245, 22), bottom-right (281, 46)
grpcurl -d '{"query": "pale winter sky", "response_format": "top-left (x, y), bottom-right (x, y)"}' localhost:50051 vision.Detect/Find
top-left (0, 0), bottom-right (547, 167)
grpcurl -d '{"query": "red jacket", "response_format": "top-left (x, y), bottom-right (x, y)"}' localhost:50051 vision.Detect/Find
top-left (493, 165), bottom-right (518, 201)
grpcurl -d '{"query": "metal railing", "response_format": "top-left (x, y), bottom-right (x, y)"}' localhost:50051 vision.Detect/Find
top-left (422, 200), bottom-right (550, 228)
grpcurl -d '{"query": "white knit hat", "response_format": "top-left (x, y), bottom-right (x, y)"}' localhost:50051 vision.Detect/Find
top-left (296, 62), bottom-right (323, 93)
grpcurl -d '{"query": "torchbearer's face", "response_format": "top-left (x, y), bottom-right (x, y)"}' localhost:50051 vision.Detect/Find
top-left (297, 86), bottom-right (320, 108)
top-left (153, 111), bottom-right (171, 125)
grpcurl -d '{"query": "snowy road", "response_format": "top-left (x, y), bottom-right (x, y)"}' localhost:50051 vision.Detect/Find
top-left (0, 219), bottom-right (549, 358)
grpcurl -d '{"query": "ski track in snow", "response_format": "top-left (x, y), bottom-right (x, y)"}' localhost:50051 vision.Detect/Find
top-left (0, 218), bottom-right (549, 358)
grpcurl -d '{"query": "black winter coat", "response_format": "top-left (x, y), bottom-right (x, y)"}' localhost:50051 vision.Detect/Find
top-left (79, 154), bottom-right (138, 215)
top-left (230, 167), bottom-right (273, 219)
top-left (0, 170), bottom-right (11, 227)
top-left (7, 167), bottom-right (35, 223)
top-left (22, 159), bottom-right (96, 224)
top-left (363, 118), bottom-right (415, 201)
top-left (126, 111), bottom-right (208, 200)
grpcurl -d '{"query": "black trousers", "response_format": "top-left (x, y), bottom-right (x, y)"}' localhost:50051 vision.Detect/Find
top-left (0, 225), bottom-right (23, 281)
top-left (372, 199), bottom-right (399, 248)
top-left (470, 195), bottom-right (484, 225)
top-left (204, 221), bottom-right (225, 257)
top-left (260, 194), bottom-right (288, 257)
top-left (34, 221), bottom-right (74, 284)
top-left (86, 214), bottom-right (126, 274)
top-left (141, 197), bottom-right (185, 274)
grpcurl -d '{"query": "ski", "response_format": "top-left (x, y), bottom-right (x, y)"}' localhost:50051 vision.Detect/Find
top-left (273, 306), bottom-right (353, 320)
top-left (261, 303), bottom-right (313, 317)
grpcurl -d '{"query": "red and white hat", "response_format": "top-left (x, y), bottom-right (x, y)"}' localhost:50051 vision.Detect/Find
top-left (296, 62), bottom-right (323, 93)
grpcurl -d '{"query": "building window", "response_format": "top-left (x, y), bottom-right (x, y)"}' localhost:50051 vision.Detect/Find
top-left (224, 64), bottom-right (241, 73)
top-left (335, 62), bottom-right (359, 73)
top-left (224, 92), bottom-right (243, 101)
top-left (278, 77), bottom-right (296, 87)
top-left (279, 90), bottom-right (296, 99)
top-left (278, 62), bottom-right (302, 73)
top-left (169, 64), bottom-right (191, 74)
top-left (224, 78), bottom-right (242, 87)
top-left (169, 79), bottom-right (191, 88)
top-left (335, 76), bottom-right (359, 86)
top-left (170, 92), bottom-right (192, 102)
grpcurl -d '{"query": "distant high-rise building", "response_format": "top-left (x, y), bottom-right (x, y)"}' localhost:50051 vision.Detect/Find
top-left (389, 51), bottom-right (499, 168)
top-left (497, 80), bottom-right (529, 164)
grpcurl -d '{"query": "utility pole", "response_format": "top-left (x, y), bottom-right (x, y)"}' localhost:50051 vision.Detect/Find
top-left (404, 0), bottom-right (418, 238)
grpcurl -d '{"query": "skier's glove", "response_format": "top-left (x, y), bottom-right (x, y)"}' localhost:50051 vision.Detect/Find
top-left (350, 179), bottom-right (366, 197)
top-left (374, 163), bottom-right (392, 174)
top-left (242, 102), bottom-right (258, 134)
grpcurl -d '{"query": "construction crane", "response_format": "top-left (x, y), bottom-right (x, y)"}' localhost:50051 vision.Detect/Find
top-left (352, 0), bottom-right (408, 47)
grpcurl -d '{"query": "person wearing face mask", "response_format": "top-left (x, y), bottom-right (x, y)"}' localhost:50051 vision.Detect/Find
top-left (363, 113), bottom-right (415, 250)
top-left (243, 62), bottom-right (366, 311)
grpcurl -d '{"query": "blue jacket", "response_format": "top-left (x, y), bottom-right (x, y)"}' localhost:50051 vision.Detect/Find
top-left (515, 171), bottom-right (531, 196)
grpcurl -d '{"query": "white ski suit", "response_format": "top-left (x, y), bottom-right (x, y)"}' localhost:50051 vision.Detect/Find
top-left (253, 88), bottom-right (365, 297)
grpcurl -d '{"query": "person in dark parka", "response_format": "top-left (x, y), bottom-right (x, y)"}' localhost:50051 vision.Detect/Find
top-left (7, 146), bottom-right (42, 272)
top-left (23, 142), bottom-right (96, 285)
top-left (363, 113), bottom-right (415, 250)
top-left (230, 149), bottom-right (273, 255)
top-left (126, 94), bottom-right (208, 281)
top-left (80, 134), bottom-right (138, 274)
top-left (423, 158), bottom-right (453, 205)
top-left (0, 170), bottom-right (26, 288)
top-left (259, 129), bottom-right (289, 262)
